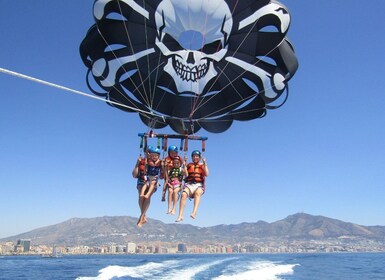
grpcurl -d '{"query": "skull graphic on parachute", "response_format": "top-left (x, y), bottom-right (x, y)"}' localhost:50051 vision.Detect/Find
top-left (155, 0), bottom-right (233, 95)
top-left (80, 0), bottom-right (299, 134)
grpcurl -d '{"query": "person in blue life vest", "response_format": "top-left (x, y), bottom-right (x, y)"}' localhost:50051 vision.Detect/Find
top-left (141, 147), bottom-right (162, 199)
top-left (176, 150), bottom-right (209, 222)
top-left (132, 146), bottom-right (160, 228)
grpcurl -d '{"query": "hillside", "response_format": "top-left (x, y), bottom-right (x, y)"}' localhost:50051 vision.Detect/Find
top-left (2, 213), bottom-right (384, 246)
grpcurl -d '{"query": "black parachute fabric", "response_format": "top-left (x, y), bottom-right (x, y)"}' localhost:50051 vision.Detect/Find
top-left (80, 0), bottom-right (298, 134)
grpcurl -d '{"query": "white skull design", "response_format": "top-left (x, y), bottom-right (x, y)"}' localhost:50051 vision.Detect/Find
top-left (155, 0), bottom-right (233, 95)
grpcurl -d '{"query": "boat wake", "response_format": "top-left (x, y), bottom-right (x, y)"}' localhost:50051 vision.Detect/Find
top-left (76, 256), bottom-right (297, 280)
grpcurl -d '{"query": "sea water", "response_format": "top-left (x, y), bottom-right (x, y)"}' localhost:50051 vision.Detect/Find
top-left (0, 253), bottom-right (384, 280)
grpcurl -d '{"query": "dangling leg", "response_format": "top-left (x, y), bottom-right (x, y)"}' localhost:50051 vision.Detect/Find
top-left (137, 186), bottom-right (146, 227)
top-left (171, 186), bottom-right (180, 215)
top-left (137, 195), bottom-right (151, 228)
top-left (140, 182), bottom-right (148, 198)
top-left (190, 188), bottom-right (203, 219)
top-left (144, 180), bottom-right (155, 199)
top-left (167, 186), bottom-right (173, 214)
top-left (176, 188), bottom-right (189, 222)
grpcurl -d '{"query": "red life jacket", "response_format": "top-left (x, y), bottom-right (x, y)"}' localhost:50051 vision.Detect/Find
top-left (165, 156), bottom-right (175, 170)
top-left (185, 163), bottom-right (205, 183)
top-left (138, 158), bottom-right (146, 180)
top-left (161, 156), bottom-right (178, 179)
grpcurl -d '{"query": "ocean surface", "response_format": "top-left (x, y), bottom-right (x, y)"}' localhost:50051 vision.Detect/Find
top-left (0, 253), bottom-right (385, 280)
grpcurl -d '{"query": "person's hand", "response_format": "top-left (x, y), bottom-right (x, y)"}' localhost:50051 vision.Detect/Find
top-left (161, 190), bottom-right (166, 201)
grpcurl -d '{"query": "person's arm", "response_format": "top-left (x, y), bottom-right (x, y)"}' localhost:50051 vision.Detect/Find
top-left (132, 157), bottom-right (142, 178)
top-left (183, 163), bottom-right (189, 177)
top-left (202, 158), bottom-right (209, 177)
top-left (160, 159), bottom-right (166, 179)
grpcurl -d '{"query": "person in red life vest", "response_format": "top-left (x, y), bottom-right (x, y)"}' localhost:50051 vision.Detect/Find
top-left (132, 146), bottom-right (160, 228)
top-left (164, 156), bottom-right (184, 215)
top-left (161, 145), bottom-right (180, 200)
top-left (176, 150), bottom-right (209, 222)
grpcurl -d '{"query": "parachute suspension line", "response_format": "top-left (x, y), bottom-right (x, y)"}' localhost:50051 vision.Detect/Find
top-left (193, 37), bottom-right (288, 122)
top-left (202, 139), bottom-right (206, 153)
top-left (87, 64), bottom-right (145, 111)
top-left (188, 4), bottom-right (201, 118)
top-left (93, 12), bottom-right (151, 111)
top-left (197, 70), bottom-right (256, 120)
top-left (139, 0), bottom-right (165, 115)
top-left (184, 132), bottom-right (189, 152)
top-left (161, 136), bottom-right (167, 158)
top-left (163, 135), bottom-right (168, 153)
top-left (179, 137), bottom-right (184, 160)
top-left (145, 3), bottom-right (179, 117)
top-left (195, 85), bottom-right (288, 122)
top-left (201, 139), bottom-right (206, 158)
top-left (230, 0), bottom-right (241, 18)
top-left (190, 0), bottom-right (226, 119)
top-left (183, 131), bottom-right (189, 161)
top-left (141, 22), bottom-right (172, 118)
top-left (190, 120), bottom-right (195, 135)
top-left (139, 134), bottom-right (144, 156)
top-left (193, 15), bottom-right (264, 114)
top-left (157, 136), bottom-right (161, 150)
top-left (0, 67), bottom-right (155, 115)
top-left (93, 29), bottom-right (148, 108)
top-left (143, 135), bottom-right (148, 153)
top-left (141, 0), bottom-right (154, 109)
top-left (150, 51), bottom-right (165, 113)
top-left (194, 13), bottom-right (288, 118)
top-left (115, 0), bottom-right (152, 107)
top-left (190, 0), bottom-right (243, 113)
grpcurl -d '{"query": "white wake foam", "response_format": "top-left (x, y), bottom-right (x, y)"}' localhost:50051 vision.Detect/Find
top-left (76, 260), bottom-right (178, 280)
top-left (160, 258), bottom-right (232, 280)
top-left (212, 260), bottom-right (298, 280)
top-left (76, 257), bottom-right (297, 280)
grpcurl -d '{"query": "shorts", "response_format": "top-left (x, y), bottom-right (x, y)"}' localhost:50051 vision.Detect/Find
top-left (183, 182), bottom-right (204, 197)
top-left (147, 175), bottom-right (159, 183)
top-left (136, 178), bottom-right (146, 188)
top-left (169, 178), bottom-right (182, 188)
top-left (137, 181), bottom-right (158, 194)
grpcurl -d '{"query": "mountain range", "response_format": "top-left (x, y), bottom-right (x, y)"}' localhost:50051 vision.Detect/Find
top-left (2, 213), bottom-right (385, 246)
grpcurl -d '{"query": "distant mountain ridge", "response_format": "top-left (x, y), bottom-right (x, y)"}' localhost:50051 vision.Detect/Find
top-left (2, 213), bottom-right (385, 246)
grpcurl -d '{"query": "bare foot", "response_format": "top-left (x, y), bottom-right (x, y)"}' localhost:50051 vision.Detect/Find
top-left (137, 217), bottom-right (143, 228)
top-left (137, 214), bottom-right (147, 228)
top-left (171, 209), bottom-right (176, 215)
top-left (175, 217), bottom-right (183, 222)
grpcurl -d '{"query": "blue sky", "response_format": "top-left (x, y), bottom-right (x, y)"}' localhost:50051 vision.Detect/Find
top-left (1, 0), bottom-right (385, 239)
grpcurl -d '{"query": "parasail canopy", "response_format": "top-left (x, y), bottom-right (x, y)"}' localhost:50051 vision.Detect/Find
top-left (80, 0), bottom-right (299, 134)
